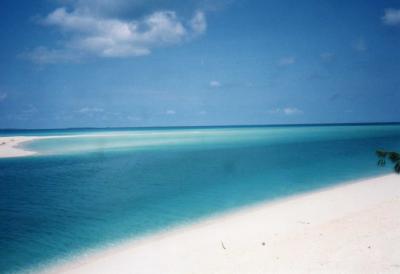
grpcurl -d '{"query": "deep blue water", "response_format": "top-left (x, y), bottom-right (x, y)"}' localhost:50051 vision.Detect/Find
top-left (0, 124), bottom-right (399, 273)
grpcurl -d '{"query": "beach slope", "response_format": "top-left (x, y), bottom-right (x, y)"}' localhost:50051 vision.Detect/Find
top-left (43, 174), bottom-right (400, 274)
top-left (0, 136), bottom-right (40, 157)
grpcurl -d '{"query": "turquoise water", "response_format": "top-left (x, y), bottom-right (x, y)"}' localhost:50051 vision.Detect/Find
top-left (0, 124), bottom-right (399, 273)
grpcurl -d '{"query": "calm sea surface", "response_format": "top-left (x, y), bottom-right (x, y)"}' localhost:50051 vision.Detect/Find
top-left (1, 124), bottom-right (399, 273)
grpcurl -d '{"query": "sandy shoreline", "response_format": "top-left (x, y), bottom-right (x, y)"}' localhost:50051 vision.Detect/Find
top-left (39, 174), bottom-right (400, 274)
top-left (0, 136), bottom-right (45, 157)
top-left (0, 133), bottom-right (141, 158)
top-left (0, 131), bottom-right (239, 158)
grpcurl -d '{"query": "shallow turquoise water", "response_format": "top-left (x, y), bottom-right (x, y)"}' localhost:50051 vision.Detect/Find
top-left (0, 124), bottom-right (399, 273)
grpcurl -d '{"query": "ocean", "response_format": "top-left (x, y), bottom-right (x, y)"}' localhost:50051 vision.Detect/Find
top-left (0, 124), bottom-right (399, 273)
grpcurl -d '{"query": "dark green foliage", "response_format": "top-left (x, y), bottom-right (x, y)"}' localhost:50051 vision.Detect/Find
top-left (376, 149), bottom-right (400, 174)
top-left (396, 162), bottom-right (400, 173)
top-left (389, 152), bottom-right (400, 162)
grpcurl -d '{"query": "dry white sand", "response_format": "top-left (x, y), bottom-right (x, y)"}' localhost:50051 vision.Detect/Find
top-left (0, 133), bottom-right (136, 158)
top-left (41, 174), bottom-right (400, 274)
top-left (0, 131), bottom-right (225, 158)
top-left (0, 136), bottom-right (44, 157)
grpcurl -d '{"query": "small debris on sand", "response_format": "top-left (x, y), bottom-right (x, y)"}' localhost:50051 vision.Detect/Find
top-left (221, 241), bottom-right (226, 250)
top-left (298, 221), bottom-right (311, 225)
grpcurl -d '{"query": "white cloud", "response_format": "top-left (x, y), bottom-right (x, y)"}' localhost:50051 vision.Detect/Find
top-left (24, 4), bottom-right (207, 63)
top-left (78, 107), bottom-right (104, 113)
top-left (320, 52), bottom-right (334, 62)
top-left (209, 80), bottom-right (221, 87)
top-left (278, 57), bottom-right (296, 66)
top-left (166, 109), bottom-right (176, 115)
top-left (0, 93), bottom-right (7, 102)
top-left (352, 38), bottom-right (367, 52)
top-left (44, 8), bottom-right (186, 57)
top-left (127, 115), bottom-right (142, 121)
top-left (382, 8), bottom-right (400, 25)
top-left (24, 105), bottom-right (38, 114)
top-left (20, 47), bottom-right (82, 64)
top-left (190, 11), bottom-right (207, 34)
top-left (11, 105), bottom-right (39, 121)
top-left (269, 107), bottom-right (303, 115)
top-left (282, 107), bottom-right (303, 115)
top-left (20, 104), bottom-right (38, 115)
top-left (55, 0), bottom-right (138, 17)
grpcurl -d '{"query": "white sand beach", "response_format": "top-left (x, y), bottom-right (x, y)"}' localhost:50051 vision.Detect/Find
top-left (41, 174), bottom-right (400, 274)
top-left (0, 133), bottom-right (137, 158)
top-left (0, 136), bottom-right (43, 157)
top-left (0, 131), bottom-right (241, 158)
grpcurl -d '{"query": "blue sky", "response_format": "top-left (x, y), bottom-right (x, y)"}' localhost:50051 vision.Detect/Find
top-left (0, 0), bottom-right (400, 128)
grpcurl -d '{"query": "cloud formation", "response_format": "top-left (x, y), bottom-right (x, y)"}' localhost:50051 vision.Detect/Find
top-left (55, 0), bottom-right (144, 18)
top-left (0, 93), bottom-right (7, 102)
top-left (352, 38), bottom-right (367, 52)
top-left (24, 2), bottom-right (207, 63)
top-left (21, 47), bottom-right (82, 64)
top-left (382, 8), bottom-right (400, 25)
top-left (190, 11), bottom-right (207, 33)
top-left (320, 52), bottom-right (334, 62)
top-left (209, 80), bottom-right (221, 87)
top-left (78, 107), bottom-right (104, 113)
top-left (166, 109), bottom-right (176, 115)
top-left (277, 57), bottom-right (296, 66)
top-left (269, 107), bottom-right (303, 115)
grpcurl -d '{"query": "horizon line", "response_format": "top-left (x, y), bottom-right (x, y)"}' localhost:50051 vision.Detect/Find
top-left (1, 121), bottom-right (400, 131)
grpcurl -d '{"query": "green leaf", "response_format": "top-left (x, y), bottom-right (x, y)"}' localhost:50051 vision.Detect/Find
top-left (377, 159), bottom-right (386, 166)
top-left (376, 149), bottom-right (387, 158)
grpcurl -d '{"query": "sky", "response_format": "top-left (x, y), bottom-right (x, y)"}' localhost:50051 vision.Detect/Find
top-left (0, 0), bottom-right (400, 129)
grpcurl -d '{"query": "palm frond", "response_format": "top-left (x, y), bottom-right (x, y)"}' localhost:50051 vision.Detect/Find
top-left (388, 152), bottom-right (400, 163)
top-left (376, 149), bottom-right (387, 158)
top-left (395, 161), bottom-right (400, 174)
top-left (376, 149), bottom-right (400, 174)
